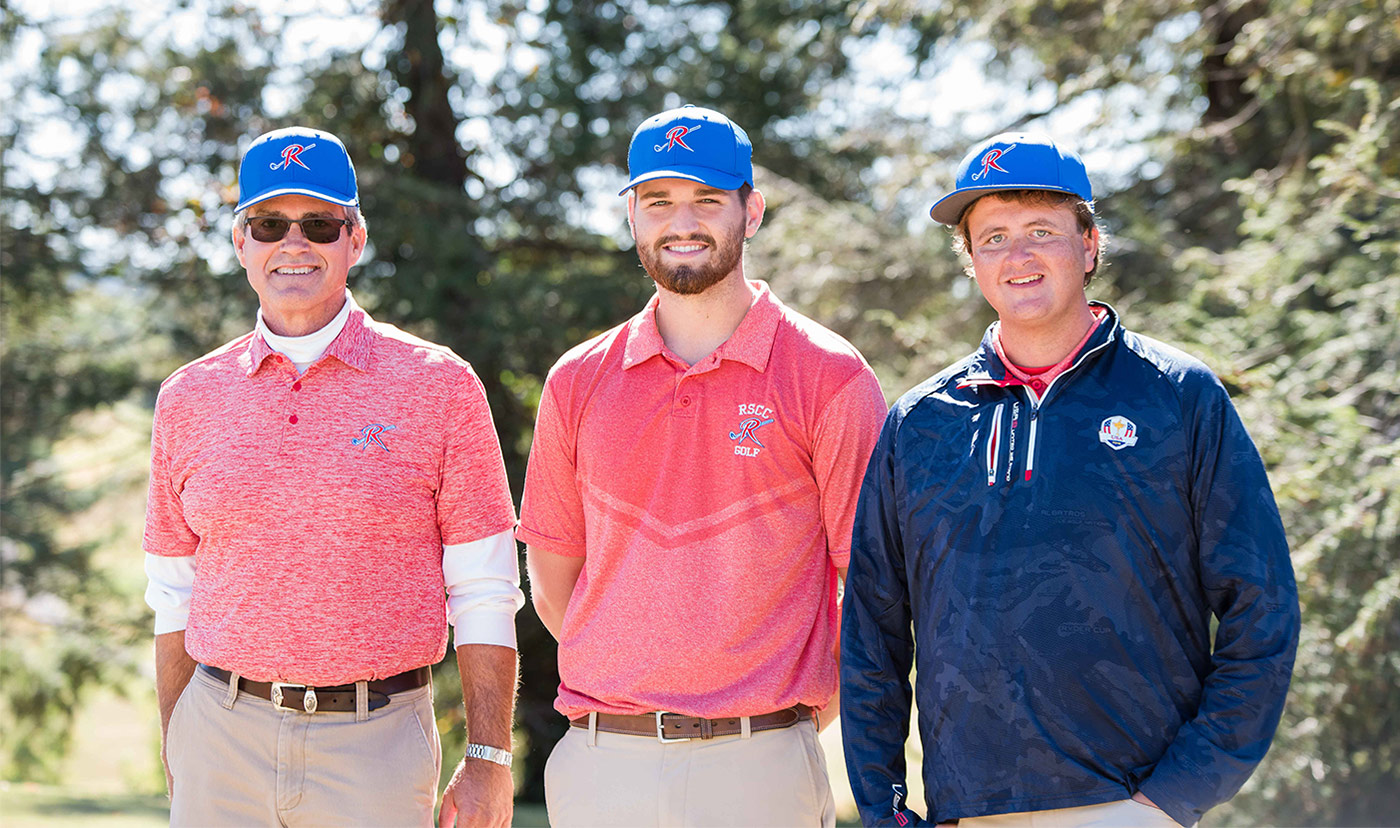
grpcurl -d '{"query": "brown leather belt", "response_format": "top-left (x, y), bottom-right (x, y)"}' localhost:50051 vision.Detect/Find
top-left (570, 705), bottom-right (815, 741)
top-left (199, 663), bottom-right (430, 713)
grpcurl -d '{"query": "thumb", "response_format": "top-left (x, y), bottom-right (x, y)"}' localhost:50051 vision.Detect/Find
top-left (437, 793), bottom-right (457, 828)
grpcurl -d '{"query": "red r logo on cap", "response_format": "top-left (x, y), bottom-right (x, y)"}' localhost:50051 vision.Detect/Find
top-left (655, 125), bottom-right (701, 153)
top-left (270, 143), bottom-right (316, 171)
top-left (971, 144), bottom-right (1015, 181)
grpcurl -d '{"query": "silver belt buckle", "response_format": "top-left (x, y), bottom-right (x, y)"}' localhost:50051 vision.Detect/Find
top-left (271, 682), bottom-right (318, 714)
top-left (655, 711), bottom-right (690, 743)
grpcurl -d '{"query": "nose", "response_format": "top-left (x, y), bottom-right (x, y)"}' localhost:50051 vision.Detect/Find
top-left (1007, 236), bottom-right (1034, 263)
top-left (280, 221), bottom-right (312, 247)
top-left (668, 203), bottom-right (701, 234)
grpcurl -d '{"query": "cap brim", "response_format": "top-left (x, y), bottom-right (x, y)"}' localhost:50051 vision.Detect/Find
top-left (236, 186), bottom-right (359, 212)
top-left (929, 184), bottom-right (1085, 226)
top-left (619, 167), bottom-right (749, 196)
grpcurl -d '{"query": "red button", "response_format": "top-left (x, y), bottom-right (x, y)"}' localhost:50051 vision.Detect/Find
top-left (681, 397), bottom-right (691, 407)
top-left (289, 414), bottom-right (298, 424)
top-left (292, 382), bottom-right (302, 391)
top-left (1031, 379), bottom-right (1045, 391)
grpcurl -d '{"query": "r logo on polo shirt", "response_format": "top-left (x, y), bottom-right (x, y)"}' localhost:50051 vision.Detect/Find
top-left (730, 402), bottom-right (774, 458)
top-left (351, 423), bottom-right (397, 452)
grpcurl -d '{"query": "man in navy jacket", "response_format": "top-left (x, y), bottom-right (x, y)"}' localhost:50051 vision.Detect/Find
top-left (840, 133), bottom-right (1300, 828)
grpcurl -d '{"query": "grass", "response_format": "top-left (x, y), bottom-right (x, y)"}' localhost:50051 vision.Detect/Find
top-left (0, 784), bottom-right (170, 828)
top-left (0, 786), bottom-right (553, 827)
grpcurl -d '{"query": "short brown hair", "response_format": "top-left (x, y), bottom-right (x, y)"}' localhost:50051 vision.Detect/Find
top-left (952, 191), bottom-right (1106, 287)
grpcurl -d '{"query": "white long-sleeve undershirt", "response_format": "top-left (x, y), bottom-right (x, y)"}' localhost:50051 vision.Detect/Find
top-left (144, 529), bottom-right (524, 648)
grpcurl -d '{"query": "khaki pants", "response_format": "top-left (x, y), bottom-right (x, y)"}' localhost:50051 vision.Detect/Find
top-left (958, 798), bottom-right (1187, 828)
top-left (544, 715), bottom-right (835, 827)
top-left (167, 665), bottom-right (441, 827)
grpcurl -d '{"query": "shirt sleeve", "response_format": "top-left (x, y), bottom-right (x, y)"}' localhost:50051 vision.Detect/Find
top-left (516, 375), bottom-right (587, 556)
top-left (1137, 376), bottom-right (1301, 827)
top-left (811, 367), bottom-right (889, 568)
top-left (437, 367), bottom-right (517, 546)
top-left (144, 552), bottom-right (196, 634)
top-left (840, 409), bottom-right (928, 827)
top-left (444, 528), bottom-right (525, 648)
top-left (142, 386), bottom-right (199, 558)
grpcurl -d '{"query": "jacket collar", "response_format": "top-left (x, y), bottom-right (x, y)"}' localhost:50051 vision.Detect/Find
top-left (960, 301), bottom-right (1121, 387)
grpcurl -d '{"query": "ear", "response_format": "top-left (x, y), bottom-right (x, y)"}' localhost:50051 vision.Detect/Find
top-left (232, 221), bottom-right (246, 267)
top-left (625, 190), bottom-right (637, 242)
top-left (348, 223), bottom-right (367, 266)
top-left (1082, 225), bottom-right (1099, 274)
top-left (743, 188), bottom-right (766, 239)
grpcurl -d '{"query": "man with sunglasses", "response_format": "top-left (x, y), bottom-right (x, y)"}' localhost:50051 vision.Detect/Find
top-left (143, 127), bottom-right (522, 827)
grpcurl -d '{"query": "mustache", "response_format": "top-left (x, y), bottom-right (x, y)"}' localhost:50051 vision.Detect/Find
top-left (653, 233), bottom-right (716, 251)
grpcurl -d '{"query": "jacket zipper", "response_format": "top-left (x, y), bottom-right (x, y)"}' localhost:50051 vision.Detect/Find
top-left (1018, 336), bottom-right (1114, 482)
top-left (963, 330), bottom-right (1116, 485)
top-left (986, 403), bottom-right (1004, 486)
top-left (1025, 407), bottom-right (1039, 481)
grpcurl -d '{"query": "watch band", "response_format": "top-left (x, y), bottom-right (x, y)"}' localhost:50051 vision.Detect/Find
top-left (464, 743), bottom-right (513, 768)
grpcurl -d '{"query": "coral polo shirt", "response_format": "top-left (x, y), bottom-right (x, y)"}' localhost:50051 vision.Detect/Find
top-left (518, 281), bottom-right (888, 719)
top-left (143, 307), bottom-right (516, 685)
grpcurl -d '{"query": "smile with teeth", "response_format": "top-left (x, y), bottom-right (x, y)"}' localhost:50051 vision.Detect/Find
top-left (274, 265), bottom-right (318, 275)
top-left (665, 243), bottom-right (706, 254)
top-left (1008, 274), bottom-right (1043, 285)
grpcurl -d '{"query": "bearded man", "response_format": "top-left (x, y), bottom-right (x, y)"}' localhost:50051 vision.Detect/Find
top-left (516, 105), bottom-right (889, 827)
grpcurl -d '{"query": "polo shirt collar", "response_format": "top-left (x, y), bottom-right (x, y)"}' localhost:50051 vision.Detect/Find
top-left (244, 291), bottom-right (375, 376)
top-left (621, 280), bottom-right (782, 373)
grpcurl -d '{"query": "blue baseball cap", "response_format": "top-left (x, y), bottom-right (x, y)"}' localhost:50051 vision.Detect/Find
top-left (235, 127), bottom-right (358, 212)
top-left (619, 105), bottom-right (754, 195)
top-left (930, 132), bottom-right (1092, 225)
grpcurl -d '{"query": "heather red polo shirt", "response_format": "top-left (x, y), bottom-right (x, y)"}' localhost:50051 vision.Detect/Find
top-left (518, 281), bottom-right (888, 719)
top-left (143, 307), bottom-right (516, 685)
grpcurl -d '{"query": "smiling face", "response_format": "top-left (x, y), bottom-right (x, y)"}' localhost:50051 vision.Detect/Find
top-left (627, 178), bottom-right (764, 296)
top-left (233, 193), bottom-right (366, 336)
top-left (965, 193), bottom-right (1098, 341)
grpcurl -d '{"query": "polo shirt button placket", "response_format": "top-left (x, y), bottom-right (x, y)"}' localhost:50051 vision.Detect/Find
top-left (673, 371), bottom-right (696, 419)
top-left (288, 378), bottom-right (302, 428)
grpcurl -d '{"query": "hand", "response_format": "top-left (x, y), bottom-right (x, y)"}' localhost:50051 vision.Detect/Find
top-left (438, 755), bottom-right (513, 828)
top-left (1131, 791), bottom-right (1162, 811)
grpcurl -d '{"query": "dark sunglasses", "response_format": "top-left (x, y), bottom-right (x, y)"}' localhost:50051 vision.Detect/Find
top-left (246, 216), bottom-right (352, 244)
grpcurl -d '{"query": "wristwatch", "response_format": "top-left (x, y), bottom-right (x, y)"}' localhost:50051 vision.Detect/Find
top-left (464, 743), bottom-right (513, 768)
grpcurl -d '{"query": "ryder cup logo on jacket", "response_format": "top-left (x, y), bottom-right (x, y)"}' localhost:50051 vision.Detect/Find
top-left (270, 143), bottom-right (316, 171)
top-left (1098, 415), bottom-right (1139, 450)
top-left (655, 124), bottom-right (700, 153)
top-left (971, 144), bottom-right (1016, 181)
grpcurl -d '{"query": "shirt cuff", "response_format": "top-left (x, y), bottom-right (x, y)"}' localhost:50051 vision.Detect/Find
top-left (144, 553), bottom-right (195, 634)
top-left (444, 529), bottom-right (524, 649)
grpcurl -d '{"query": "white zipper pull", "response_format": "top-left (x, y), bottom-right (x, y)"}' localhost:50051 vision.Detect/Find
top-left (986, 403), bottom-right (1004, 486)
top-left (1025, 408), bottom-right (1040, 482)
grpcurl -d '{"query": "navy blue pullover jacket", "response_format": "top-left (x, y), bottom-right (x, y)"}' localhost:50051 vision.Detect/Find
top-left (840, 304), bottom-right (1299, 827)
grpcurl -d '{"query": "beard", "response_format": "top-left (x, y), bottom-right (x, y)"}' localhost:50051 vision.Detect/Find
top-left (637, 224), bottom-right (746, 296)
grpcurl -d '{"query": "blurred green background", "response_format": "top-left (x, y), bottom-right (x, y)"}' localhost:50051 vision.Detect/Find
top-left (2, 0), bottom-right (1396, 825)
